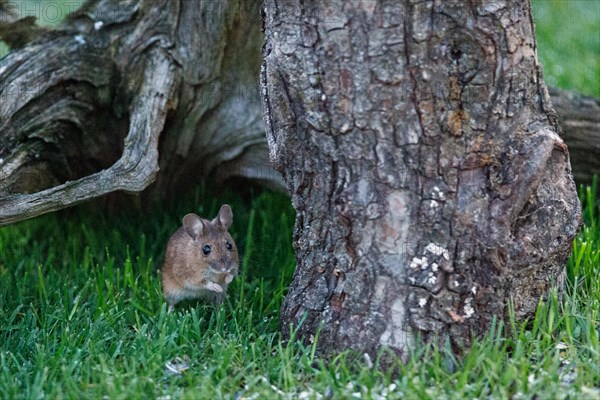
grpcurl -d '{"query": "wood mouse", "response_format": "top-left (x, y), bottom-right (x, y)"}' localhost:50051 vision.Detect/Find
top-left (161, 204), bottom-right (239, 312)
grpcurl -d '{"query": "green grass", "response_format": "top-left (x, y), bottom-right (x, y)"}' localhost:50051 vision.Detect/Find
top-left (1, 182), bottom-right (599, 399)
top-left (532, 0), bottom-right (600, 98)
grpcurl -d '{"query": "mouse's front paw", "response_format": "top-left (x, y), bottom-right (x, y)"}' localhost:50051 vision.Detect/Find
top-left (206, 281), bottom-right (224, 293)
top-left (225, 273), bottom-right (234, 284)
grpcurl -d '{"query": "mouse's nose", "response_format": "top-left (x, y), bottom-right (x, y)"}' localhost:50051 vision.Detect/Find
top-left (217, 258), bottom-right (231, 272)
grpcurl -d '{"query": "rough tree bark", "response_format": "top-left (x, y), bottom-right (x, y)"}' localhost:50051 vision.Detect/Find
top-left (262, 0), bottom-right (582, 358)
top-left (0, 0), bottom-right (598, 228)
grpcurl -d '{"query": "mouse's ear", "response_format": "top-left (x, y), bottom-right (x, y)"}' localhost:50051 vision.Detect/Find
top-left (214, 204), bottom-right (233, 230)
top-left (183, 213), bottom-right (204, 240)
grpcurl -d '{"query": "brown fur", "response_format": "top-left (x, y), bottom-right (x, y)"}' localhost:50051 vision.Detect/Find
top-left (161, 205), bottom-right (239, 311)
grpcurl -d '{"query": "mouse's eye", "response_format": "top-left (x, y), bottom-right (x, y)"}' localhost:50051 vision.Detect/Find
top-left (202, 245), bottom-right (212, 255)
top-left (225, 241), bottom-right (232, 251)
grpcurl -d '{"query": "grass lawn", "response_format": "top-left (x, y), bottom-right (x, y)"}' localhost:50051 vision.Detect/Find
top-left (532, 0), bottom-right (600, 98)
top-left (1, 1), bottom-right (599, 399)
top-left (1, 184), bottom-right (599, 399)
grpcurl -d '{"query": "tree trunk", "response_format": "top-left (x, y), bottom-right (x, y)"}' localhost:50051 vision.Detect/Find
top-left (0, 0), bottom-right (597, 227)
top-left (262, 0), bottom-right (581, 358)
